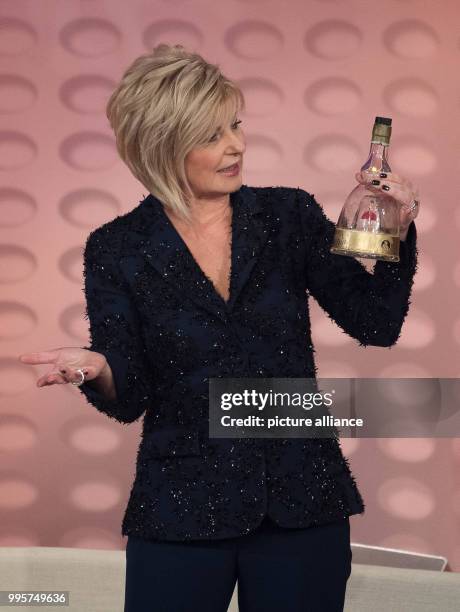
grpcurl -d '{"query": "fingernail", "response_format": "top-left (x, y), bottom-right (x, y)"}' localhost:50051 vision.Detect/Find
top-left (371, 180), bottom-right (380, 185)
top-left (379, 173), bottom-right (387, 178)
top-left (60, 369), bottom-right (66, 374)
top-left (382, 184), bottom-right (390, 191)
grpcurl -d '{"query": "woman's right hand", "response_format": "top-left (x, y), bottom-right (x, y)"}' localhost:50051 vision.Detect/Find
top-left (18, 347), bottom-right (109, 388)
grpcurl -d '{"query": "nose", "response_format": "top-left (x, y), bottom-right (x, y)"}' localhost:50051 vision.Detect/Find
top-left (227, 132), bottom-right (245, 154)
top-left (223, 126), bottom-right (245, 149)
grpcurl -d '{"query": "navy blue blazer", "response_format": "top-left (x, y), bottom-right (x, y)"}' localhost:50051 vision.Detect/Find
top-left (78, 184), bottom-right (418, 541)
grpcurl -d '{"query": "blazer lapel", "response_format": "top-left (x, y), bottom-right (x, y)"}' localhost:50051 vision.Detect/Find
top-left (227, 186), bottom-right (269, 312)
top-left (132, 185), bottom-right (270, 321)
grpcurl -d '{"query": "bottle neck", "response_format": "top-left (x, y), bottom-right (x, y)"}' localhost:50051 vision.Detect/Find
top-left (362, 142), bottom-right (391, 173)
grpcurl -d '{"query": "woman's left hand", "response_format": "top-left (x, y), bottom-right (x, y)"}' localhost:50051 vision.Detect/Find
top-left (355, 170), bottom-right (420, 241)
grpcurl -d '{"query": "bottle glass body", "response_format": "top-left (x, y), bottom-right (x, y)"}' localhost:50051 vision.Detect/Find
top-left (330, 142), bottom-right (401, 262)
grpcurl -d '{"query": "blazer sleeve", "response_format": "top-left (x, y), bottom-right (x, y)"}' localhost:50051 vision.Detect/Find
top-left (296, 187), bottom-right (418, 347)
top-left (77, 229), bottom-right (154, 424)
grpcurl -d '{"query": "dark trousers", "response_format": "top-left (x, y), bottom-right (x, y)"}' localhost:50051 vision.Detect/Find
top-left (124, 514), bottom-right (352, 612)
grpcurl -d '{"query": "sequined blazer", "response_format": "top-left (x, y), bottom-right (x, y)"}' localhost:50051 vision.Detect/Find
top-left (78, 184), bottom-right (418, 541)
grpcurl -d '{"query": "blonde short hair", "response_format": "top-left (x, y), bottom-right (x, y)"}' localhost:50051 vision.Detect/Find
top-left (106, 44), bottom-right (245, 222)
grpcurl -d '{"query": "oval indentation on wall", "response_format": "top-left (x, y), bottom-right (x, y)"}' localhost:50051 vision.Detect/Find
top-left (383, 20), bottom-right (439, 59)
top-left (0, 131), bottom-right (37, 169)
top-left (311, 311), bottom-right (352, 347)
top-left (59, 302), bottom-right (89, 341)
top-left (0, 188), bottom-right (36, 227)
top-left (0, 357), bottom-right (38, 395)
top-left (59, 189), bottom-right (120, 229)
top-left (0, 416), bottom-right (38, 452)
top-left (59, 246), bottom-right (86, 284)
top-left (59, 132), bottom-right (117, 171)
top-left (378, 477), bottom-right (434, 520)
top-left (0, 75), bottom-right (38, 113)
top-left (243, 134), bottom-right (282, 171)
top-left (0, 18), bottom-right (37, 56)
top-left (390, 138), bottom-right (437, 175)
top-left (384, 78), bottom-right (439, 117)
top-left (0, 301), bottom-right (37, 339)
top-left (304, 134), bottom-right (361, 173)
top-left (225, 21), bottom-right (284, 59)
top-left (60, 18), bottom-right (122, 57)
top-left (59, 526), bottom-right (121, 550)
top-left (60, 75), bottom-right (116, 114)
top-left (378, 438), bottom-right (435, 462)
top-left (304, 20), bottom-right (362, 60)
top-left (143, 20), bottom-right (203, 51)
top-left (0, 245), bottom-right (37, 283)
top-left (379, 362), bottom-right (431, 379)
top-left (412, 252), bottom-right (435, 291)
top-left (69, 481), bottom-right (121, 512)
top-left (237, 78), bottom-right (284, 116)
top-left (60, 416), bottom-right (122, 456)
top-left (0, 476), bottom-right (38, 509)
top-left (0, 527), bottom-right (40, 547)
top-left (305, 77), bottom-right (362, 115)
top-left (395, 308), bottom-right (436, 349)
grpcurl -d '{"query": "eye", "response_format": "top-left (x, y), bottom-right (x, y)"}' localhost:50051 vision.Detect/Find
top-left (208, 119), bottom-right (243, 142)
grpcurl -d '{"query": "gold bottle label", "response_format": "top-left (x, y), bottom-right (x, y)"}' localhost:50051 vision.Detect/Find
top-left (331, 227), bottom-right (400, 262)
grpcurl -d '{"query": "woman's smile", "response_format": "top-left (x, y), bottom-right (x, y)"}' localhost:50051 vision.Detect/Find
top-left (217, 162), bottom-right (241, 176)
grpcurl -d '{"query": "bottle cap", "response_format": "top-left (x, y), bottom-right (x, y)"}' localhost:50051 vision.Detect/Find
top-left (372, 116), bottom-right (392, 145)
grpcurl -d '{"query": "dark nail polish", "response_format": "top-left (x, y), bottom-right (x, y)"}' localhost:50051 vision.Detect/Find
top-left (371, 179), bottom-right (380, 185)
top-left (382, 184), bottom-right (390, 191)
top-left (60, 369), bottom-right (66, 374)
top-left (379, 173), bottom-right (387, 178)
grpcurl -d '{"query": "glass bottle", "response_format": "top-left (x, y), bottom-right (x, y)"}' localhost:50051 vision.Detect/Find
top-left (330, 116), bottom-right (401, 262)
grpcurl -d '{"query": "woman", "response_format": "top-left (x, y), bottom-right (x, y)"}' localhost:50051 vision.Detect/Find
top-left (19, 44), bottom-right (419, 611)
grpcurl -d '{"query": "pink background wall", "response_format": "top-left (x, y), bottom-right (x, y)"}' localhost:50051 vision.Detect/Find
top-left (1, 0), bottom-right (460, 569)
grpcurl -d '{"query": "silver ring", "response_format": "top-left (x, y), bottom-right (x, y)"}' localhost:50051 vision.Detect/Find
top-left (71, 368), bottom-right (86, 387)
top-left (408, 199), bottom-right (419, 213)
